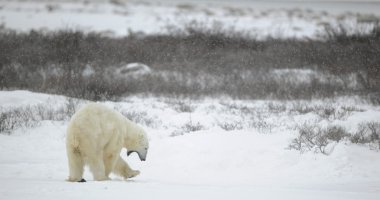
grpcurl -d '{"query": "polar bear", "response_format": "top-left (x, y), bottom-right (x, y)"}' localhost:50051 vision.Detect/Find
top-left (66, 103), bottom-right (149, 182)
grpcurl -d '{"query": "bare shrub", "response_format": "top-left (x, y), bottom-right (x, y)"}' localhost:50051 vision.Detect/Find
top-left (291, 122), bottom-right (380, 154)
top-left (35, 104), bottom-right (57, 121)
top-left (0, 106), bottom-right (39, 134)
top-left (249, 120), bottom-right (274, 133)
top-left (267, 102), bottom-right (287, 113)
top-left (0, 111), bottom-right (20, 134)
top-left (289, 124), bottom-right (349, 155)
top-left (121, 110), bottom-right (156, 128)
top-left (289, 124), bottom-right (323, 154)
top-left (218, 121), bottom-right (243, 131)
top-left (289, 102), bottom-right (360, 118)
top-left (315, 105), bottom-right (358, 121)
top-left (171, 121), bottom-right (204, 137)
top-left (110, 0), bottom-right (125, 6)
top-left (290, 102), bottom-right (316, 114)
top-left (350, 122), bottom-right (380, 149)
top-left (325, 125), bottom-right (349, 142)
top-left (319, 23), bottom-right (380, 91)
top-left (368, 122), bottom-right (380, 141)
top-left (46, 4), bottom-right (60, 12)
top-left (317, 106), bottom-right (336, 120)
top-left (1, 22), bottom-right (379, 99)
top-left (0, 98), bottom-right (80, 134)
top-left (183, 121), bottom-right (204, 132)
top-left (176, 4), bottom-right (195, 11)
top-left (220, 102), bottom-right (251, 115)
top-left (170, 100), bottom-right (195, 113)
top-left (64, 97), bottom-right (79, 118)
top-left (367, 92), bottom-right (380, 106)
top-left (341, 105), bottom-right (365, 113)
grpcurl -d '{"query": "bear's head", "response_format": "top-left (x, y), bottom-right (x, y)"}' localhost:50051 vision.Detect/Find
top-left (126, 128), bottom-right (149, 161)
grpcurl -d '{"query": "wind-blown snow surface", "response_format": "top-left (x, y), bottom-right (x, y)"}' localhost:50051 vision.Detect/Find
top-left (0, 90), bottom-right (380, 200)
top-left (1, 0), bottom-right (379, 38)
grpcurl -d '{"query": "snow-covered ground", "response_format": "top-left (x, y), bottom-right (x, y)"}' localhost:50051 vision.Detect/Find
top-left (0, 90), bottom-right (379, 199)
top-left (1, 0), bottom-right (379, 38)
top-left (1, 1), bottom-right (380, 198)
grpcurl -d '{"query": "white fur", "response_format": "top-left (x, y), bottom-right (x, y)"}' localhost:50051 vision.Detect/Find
top-left (66, 103), bottom-right (149, 182)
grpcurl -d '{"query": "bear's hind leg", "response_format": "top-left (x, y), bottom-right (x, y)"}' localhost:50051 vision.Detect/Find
top-left (87, 151), bottom-right (110, 181)
top-left (66, 146), bottom-right (84, 182)
top-left (113, 156), bottom-right (140, 179)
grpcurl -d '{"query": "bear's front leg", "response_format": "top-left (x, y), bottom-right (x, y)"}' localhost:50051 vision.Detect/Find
top-left (113, 156), bottom-right (140, 179)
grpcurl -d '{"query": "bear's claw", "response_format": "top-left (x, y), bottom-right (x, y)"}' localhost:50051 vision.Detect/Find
top-left (127, 170), bottom-right (140, 178)
top-left (78, 178), bottom-right (86, 183)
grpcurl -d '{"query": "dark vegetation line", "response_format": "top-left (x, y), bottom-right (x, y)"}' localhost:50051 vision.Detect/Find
top-left (0, 23), bottom-right (379, 101)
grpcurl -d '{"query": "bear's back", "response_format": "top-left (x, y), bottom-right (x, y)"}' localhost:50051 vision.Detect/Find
top-left (67, 103), bottom-right (127, 141)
